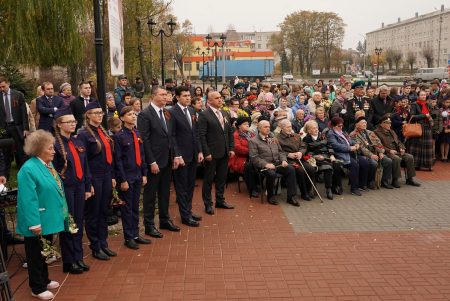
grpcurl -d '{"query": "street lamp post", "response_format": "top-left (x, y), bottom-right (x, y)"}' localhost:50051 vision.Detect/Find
top-left (93, 0), bottom-right (106, 126)
top-left (375, 47), bottom-right (383, 87)
top-left (173, 58), bottom-right (177, 82)
top-left (205, 33), bottom-right (226, 90)
top-left (147, 18), bottom-right (176, 86)
top-left (196, 46), bottom-right (210, 92)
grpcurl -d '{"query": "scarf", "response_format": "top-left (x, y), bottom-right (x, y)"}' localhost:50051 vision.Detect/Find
top-left (416, 99), bottom-right (429, 114)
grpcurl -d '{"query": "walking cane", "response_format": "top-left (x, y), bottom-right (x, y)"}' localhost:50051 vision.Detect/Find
top-left (297, 159), bottom-right (324, 203)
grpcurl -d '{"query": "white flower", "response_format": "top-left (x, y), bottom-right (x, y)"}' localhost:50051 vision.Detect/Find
top-left (442, 111), bottom-right (449, 118)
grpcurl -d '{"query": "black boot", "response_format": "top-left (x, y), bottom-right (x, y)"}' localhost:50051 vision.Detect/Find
top-left (326, 188), bottom-right (333, 200)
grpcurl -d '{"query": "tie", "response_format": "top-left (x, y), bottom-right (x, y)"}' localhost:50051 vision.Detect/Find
top-left (68, 140), bottom-right (83, 180)
top-left (215, 110), bottom-right (224, 129)
top-left (131, 130), bottom-right (142, 166)
top-left (3, 93), bottom-right (12, 122)
top-left (159, 109), bottom-right (168, 132)
top-left (47, 96), bottom-right (52, 104)
top-left (96, 128), bottom-right (113, 164)
top-left (84, 98), bottom-right (89, 107)
top-left (184, 108), bottom-right (192, 128)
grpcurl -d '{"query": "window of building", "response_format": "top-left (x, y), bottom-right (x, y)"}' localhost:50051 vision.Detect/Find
top-left (184, 62), bottom-right (192, 72)
top-left (196, 62), bottom-right (200, 71)
top-left (257, 44), bottom-right (261, 49)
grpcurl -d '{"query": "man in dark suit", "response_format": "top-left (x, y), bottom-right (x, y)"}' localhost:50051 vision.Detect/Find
top-left (198, 91), bottom-right (235, 215)
top-left (36, 82), bottom-right (64, 131)
top-left (70, 81), bottom-right (95, 131)
top-left (137, 86), bottom-right (179, 238)
top-left (170, 86), bottom-right (204, 227)
top-left (0, 76), bottom-right (29, 175)
top-left (370, 85), bottom-right (394, 126)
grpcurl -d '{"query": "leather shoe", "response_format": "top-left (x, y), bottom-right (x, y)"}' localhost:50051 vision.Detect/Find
top-left (308, 192), bottom-right (316, 199)
top-left (287, 197), bottom-right (300, 207)
top-left (160, 220), bottom-right (180, 232)
top-left (391, 179), bottom-right (401, 188)
top-left (251, 190), bottom-right (259, 198)
top-left (182, 218), bottom-right (200, 227)
top-left (267, 196), bottom-right (279, 205)
top-left (368, 181), bottom-right (376, 190)
top-left (215, 201), bottom-right (234, 209)
top-left (145, 226), bottom-right (163, 238)
top-left (301, 194), bottom-right (311, 201)
top-left (332, 186), bottom-right (343, 195)
top-left (406, 178), bottom-right (421, 187)
top-left (351, 190), bottom-right (362, 196)
top-left (102, 248), bottom-right (117, 257)
top-left (135, 236), bottom-right (151, 244)
top-left (326, 188), bottom-right (333, 200)
top-left (205, 205), bottom-right (215, 215)
top-left (191, 213), bottom-right (202, 221)
top-left (76, 260), bottom-right (90, 271)
top-left (92, 249), bottom-right (109, 261)
top-left (124, 239), bottom-right (139, 250)
top-left (63, 263), bottom-right (83, 274)
top-left (381, 181), bottom-right (394, 189)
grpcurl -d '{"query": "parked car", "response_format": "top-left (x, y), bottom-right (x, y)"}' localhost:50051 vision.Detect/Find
top-left (414, 67), bottom-right (449, 82)
top-left (386, 70), bottom-right (398, 76)
top-left (282, 73), bottom-right (294, 81)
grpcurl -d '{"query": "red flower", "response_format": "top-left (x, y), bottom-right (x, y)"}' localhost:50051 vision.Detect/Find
top-left (192, 115), bottom-right (198, 123)
top-left (303, 154), bottom-right (311, 161)
top-left (163, 109), bottom-right (171, 120)
top-left (12, 99), bottom-right (18, 108)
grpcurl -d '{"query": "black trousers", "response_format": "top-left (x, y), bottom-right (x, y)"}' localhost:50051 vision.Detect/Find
top-left (262, 165), bottom-right (296, 200)
top-left (143, 164), bottom-right (171, 229)
top-left (173, 159), bottom-right (197, 221)
top-left (24, 235), bottom-right (53, 294)
top-left (243, 162), bottom-right (258, 193)
top-left (295, 162), bottom-right (317, 196)
top-left (202, 156), bottom-right (228, 207)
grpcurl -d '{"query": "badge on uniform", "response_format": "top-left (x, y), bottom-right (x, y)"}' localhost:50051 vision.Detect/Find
top-left (76, 146), bottom-right (86, 153)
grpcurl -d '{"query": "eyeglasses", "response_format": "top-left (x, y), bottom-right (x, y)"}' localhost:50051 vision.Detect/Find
top-left (88, 111), bottom-right (104, 116)
top-left (336, 124), bottom-right (343, 128)
top-left (60, 120), bottom-right (77, 125)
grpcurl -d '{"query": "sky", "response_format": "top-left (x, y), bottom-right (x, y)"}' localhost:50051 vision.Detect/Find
top-left (172, 0), bottom-right (448, 49)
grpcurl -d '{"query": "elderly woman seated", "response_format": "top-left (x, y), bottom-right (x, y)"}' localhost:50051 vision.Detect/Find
top-left (228, 116), bottom-right (258, 197)
top-left (326, 117), bottom-right (370, 196)
top-left (314, 107), bottom-right (329, 133)
top-left (303, 120), bottom-right (342, 199)
top-left (276, 119), bottom-right (317, 201)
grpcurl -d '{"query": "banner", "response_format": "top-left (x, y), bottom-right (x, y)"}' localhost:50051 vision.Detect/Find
top-left (108, 0), bottom-right (124, 75)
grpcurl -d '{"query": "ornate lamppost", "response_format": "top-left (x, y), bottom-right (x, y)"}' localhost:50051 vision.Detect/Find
top-left (196, 46), bottom-right (210, 92)
top-left (205, 33), bottom-right (226, 90)
top-left (375, 47), bottom-right (383, 87)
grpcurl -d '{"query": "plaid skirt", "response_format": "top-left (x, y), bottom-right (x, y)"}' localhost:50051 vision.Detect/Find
top-left (406, 123), bottom-right (433, 169)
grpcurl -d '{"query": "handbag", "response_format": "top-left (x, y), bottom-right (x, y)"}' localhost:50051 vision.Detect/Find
top-left (402, 117), bottom-right (422, 138)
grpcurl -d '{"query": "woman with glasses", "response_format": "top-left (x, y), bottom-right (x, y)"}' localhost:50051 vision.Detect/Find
top-left (77, 102), bottom-right (117, 261)
top-left (53, 107), bottom-right (92, 274)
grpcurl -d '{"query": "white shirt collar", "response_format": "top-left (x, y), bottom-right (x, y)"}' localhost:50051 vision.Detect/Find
top-left (177, 103), bottom-right (187, 110)
top-left (150, 101), bottom-right (164, 113)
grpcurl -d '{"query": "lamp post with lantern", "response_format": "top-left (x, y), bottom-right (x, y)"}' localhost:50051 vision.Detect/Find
top-left (196, 46), bottom-right (210, 92)
top-left (375, 47), bottom-right (383, 87)
top-left (205, 33), bottom-right (226, 90)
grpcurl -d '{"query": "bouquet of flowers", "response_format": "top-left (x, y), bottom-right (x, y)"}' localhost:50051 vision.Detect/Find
top-left (111, 189), bottom-right (126, 207)
top-left (40, 236), bottom-right (60, 261)
top-left (67, 214), bottom-right (79, 234)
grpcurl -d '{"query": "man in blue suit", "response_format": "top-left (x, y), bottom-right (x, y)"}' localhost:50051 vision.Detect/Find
top-left (36, 82), bottom-right (64, 131)
top-left (170, 86), bottom-right (204, 227)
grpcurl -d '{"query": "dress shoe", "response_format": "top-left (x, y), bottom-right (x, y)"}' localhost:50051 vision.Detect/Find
top-left (135, 236), bottom-right (151, 244)
top-left (191, 213), bottom-right (202, 221)
top-left (182, 218), bottom-right (200, 227)
top-left (368, 181), bottom-right (376, 190)
top-left (251, 190), bottom-right (259, 198)
top-left (308, 192), bottom-right (316, 199)
top-left (332, 186), bottom-right (342, 195)
top-left (359, 186), bottom-right (368, 192)
top-left (406, 178), bottom-right (421, 187)
top-left (267, 196), bottom-right (279, 205)
top-left (287, 197), bottom-right (300, 207)
top-left (326, 188), bottom-right (333, 200)
top-left (63, 263), bottom-right (83, 274)
top-left (92, 249), bottom-right (110, 261)
top-left (301, 194), bottom-right (311, 201)
top-left (47, 280), bottom-right (60, 290)
top-left (215, 201), bottom-right (234, 209)
top-left (351, 190), bottom-right (362, 196)
top-left (381, 181), bottom-right (394, 189)
top-left (31, 290), bottom-right (54, 300)
top-left (76, 260), bottom-right (90, 271)
top-left (124, 239), bottom-right (139, 250)
top-left (102, 247), bottom-right (117, 257)
top-left (391, 179), bottom-right (401, 188)
top-left (145, 226), bottom-right (164, 238)
top-left (205, 205), bottom-right (215, 215)
top-left (160, 220), bottom-right (181, 232)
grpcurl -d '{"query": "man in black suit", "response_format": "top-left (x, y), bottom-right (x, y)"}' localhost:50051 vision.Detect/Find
top-left (70, 81), bottom-right (95, 131)
top-left (170, 86), bottom-right (204, 227)
top-left (137, 86), bottom-right (180, 238)
top-left (36, 82), bottom-right (64, 131)
top-left (370, 85), bottom-right (394, 126)
top-left (0, 76), bottom-right (29, 175)
top-left (198, 91), bottom-right (235, 215)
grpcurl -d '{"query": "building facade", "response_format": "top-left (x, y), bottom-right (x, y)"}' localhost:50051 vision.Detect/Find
top-left (366, 5), bottom-right (450, 68)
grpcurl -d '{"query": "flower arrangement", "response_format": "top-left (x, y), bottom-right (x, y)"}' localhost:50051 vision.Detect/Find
top-left (40, 237), bottom-right (60, 261)
top-left (237, 109), bottom-right (249, 117)
top-left (111, 189), bottom-right (126, 207)
top-left (67, 214), bottom-right (79, 234)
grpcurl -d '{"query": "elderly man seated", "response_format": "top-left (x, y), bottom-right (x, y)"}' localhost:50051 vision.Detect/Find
top-left (374, 114), bottom-right (421, 187)
top-left (248, 120), bottom-right (300, 206)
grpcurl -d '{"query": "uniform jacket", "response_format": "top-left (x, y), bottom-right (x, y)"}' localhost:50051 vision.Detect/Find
top-left (77, 125), bottom-right (115, 176)
top-left (326, 129), bottom-right (356, 165)
top-left (16, 157), bottom-right (68, 237)
top-left (344, 96), bottom-right (371, 129)
top-left (198, 107), bottom-right (234, 159)
top-left (349, 128), bottom-right (385, 158)
top-left (0, 88), bottom-right (29, 138)
top-left (228, 130), bottom-right (254, 174)
top-left (374, 126), bottom-right (405, 153)
top-left (276, 131), bottom-right (307, 164)
top-left (53, 135), bottom-right (92, 191)
top-left (70, 96), bottom-right (95, 131)
top-left (36, 95), bottom-right (64, 131)
top-left (113, 127), bottom-right (147, 183)
top-left (114, 86), bottom-right (134, 106)
top-left (248, 133), bottom-right (287, 170)
top-left (137, 104), bottom-right (173, 169)
top-left (169, 104), bottom-right (202, 164)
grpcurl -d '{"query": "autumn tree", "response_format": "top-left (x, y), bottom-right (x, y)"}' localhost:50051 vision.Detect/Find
top-left (385, 49), bottom-right (395, 70)
top-left (422, 46), bottom-right (434, 68)
top-left (406, 51), bottom-right (417, 73)
top-left (318, 12), bottom-right (345, 73)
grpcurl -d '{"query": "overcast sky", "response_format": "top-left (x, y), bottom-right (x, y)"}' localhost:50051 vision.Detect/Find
top-left (172, 0), bottom-right (448, 49)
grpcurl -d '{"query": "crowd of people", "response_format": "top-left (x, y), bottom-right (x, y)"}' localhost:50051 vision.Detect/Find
top-left (0, 74), bottom-right (448, 300)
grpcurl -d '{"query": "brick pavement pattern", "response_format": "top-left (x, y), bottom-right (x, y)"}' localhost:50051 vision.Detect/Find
top-left (8, 161), bottom-right (450, 300)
